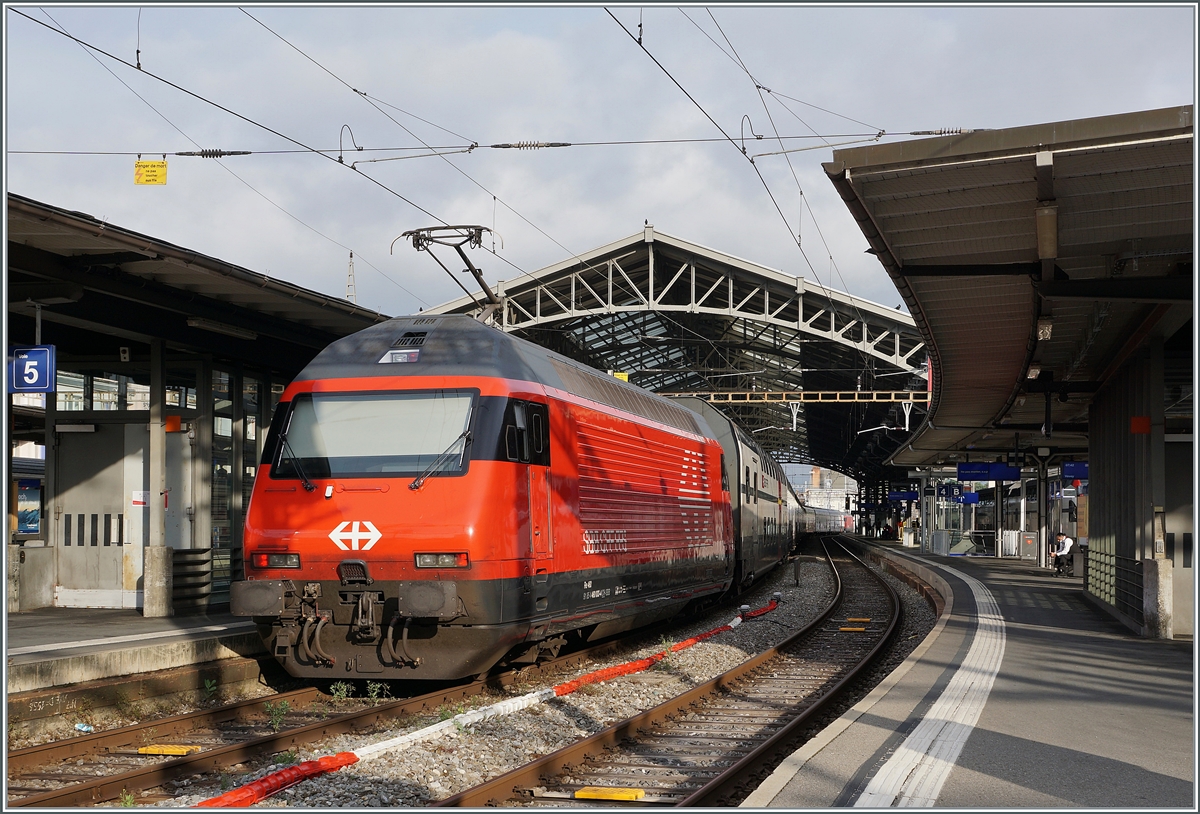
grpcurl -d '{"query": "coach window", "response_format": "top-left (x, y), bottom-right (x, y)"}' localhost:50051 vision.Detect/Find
top-left (744, 466), bottom-right (750, 500)
top-left (754, 472), bottom-right (759, 504)
top-left (720, 455), bottom-right (729, 492)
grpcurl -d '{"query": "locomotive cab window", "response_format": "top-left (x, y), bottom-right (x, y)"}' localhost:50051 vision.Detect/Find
top-left (271, 389), bottom-right (476, 479)
top-left (506, 402), bottom-right (529, 462)
top-left (531, 411), bottom-right (545, 454)
top-left (501, 399), bottom-right (550, 466)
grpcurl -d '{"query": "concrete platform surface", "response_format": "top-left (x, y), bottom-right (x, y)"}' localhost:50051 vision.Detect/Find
top-left (5, 607), bottom-right (264, 693)
top-left (745, 542), bottom-right (1194, 809)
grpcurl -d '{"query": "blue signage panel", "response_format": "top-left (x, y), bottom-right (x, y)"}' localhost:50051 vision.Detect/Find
top-left (956, 462), bottom-right (991, 480)
top-left (957, 492), bottom-right (980, 504)
top-left (1062, 461), bottom-right (1089, 479)
top-left (957, 462), bottom-right (1020, 481)
top-left (888, 491), bottom-right (919, 501)
top-left (8, 346), bottom-right (56, 393)
top-left (991, 464), bottom-right (1021, 481)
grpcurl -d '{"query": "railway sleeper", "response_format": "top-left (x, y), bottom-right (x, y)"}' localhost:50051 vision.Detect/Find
top-left (567, 766), bottom-right (723, 781)
top-left (609, 744), bottom-right (748, 763)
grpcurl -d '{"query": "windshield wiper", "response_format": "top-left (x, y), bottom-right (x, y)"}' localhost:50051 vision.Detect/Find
top-left (279, 433), bottom-right (317, 493)
top-left (409, 430), bottom-right (471, 491)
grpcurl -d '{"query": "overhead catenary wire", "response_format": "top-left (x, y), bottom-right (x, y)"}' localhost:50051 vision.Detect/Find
top-left (15, 6), bottom-right (739, 356)
top-left (17, 6), bottom-right (904, 384)
top-left (8, 132), bottom-right (892, 158)
top-left (12, 7), bottom-right (447, 228)
top-left (606, 8), bottom-right (871, 354)
top-left (239, 8), bottom-right (725, 343)
top-left (677, 8), bottom-right (883, 135)
top-left (236, 7), bottom-right (675, 317)
top-left (677, 2), bottom-right (971, 340)
top-left (700, 8), bottom-right (878, 359)
top-left (14, 6), bottom-right (459, 307)
top-left (240, 8), bottom-right (563, 292)
top-left (32, 7), bottom-right (429, 309)
top-left (614, 9), bottom-right (928, 404)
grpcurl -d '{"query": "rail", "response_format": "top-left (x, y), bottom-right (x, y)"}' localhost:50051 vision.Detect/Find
top-left (433, 536), bottom-right (901, 807)
top-left (5, 633), bottom-right (651, 808)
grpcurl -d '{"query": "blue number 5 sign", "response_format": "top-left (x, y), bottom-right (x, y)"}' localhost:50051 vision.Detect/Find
top-left (8, 346), bottom-right (57, 393)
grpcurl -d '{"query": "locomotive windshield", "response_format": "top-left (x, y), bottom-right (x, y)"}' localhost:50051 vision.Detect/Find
top-left (272, 390), bottom-right (475, 479)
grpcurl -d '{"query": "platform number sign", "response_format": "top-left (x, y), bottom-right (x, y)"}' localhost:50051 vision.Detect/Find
top-left (936, 482), bottom-right (962, 500)
top-left (8, 346), bottom-right (57, 393)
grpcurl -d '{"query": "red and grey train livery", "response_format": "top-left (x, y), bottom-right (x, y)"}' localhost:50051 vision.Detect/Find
top-left (678, 397), bottom-right (853, 572)
top-left (231, 315), bottom-right (835, 681)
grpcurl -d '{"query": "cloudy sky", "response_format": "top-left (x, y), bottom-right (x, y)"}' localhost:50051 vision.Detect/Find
top-left (5, 4), bottom-right (1195, 317)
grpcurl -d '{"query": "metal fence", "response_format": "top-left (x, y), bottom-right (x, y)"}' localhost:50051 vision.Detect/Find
top-left (1114, 555), bottom-right (1144, 628)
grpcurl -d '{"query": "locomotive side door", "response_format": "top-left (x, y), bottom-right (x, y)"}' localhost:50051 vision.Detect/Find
top-left (529, 466), bottom-right (551, 612)
top-left (514, 401), bottom-right (553, 614)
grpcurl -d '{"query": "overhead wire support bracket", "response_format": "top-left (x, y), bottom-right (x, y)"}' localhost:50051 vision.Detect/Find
top-left (338, 124), bottom-right (364, 164)
top-left (350, 146), bottom-right (476, 169)
top-left (751, 132), bottom-right (884, 160)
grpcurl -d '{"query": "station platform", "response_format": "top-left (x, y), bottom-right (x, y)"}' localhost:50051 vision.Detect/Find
top-left (745, 539), bottom-right (1194, 809)
top-left (5, 606), bottom-right (265, 694)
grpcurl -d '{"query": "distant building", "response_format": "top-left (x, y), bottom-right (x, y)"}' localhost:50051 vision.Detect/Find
top-left (802, 466), bottom-right (857, 513)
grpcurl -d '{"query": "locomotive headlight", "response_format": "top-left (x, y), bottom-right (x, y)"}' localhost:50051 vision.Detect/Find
top-left (415, 552), bottom-right (469, 568)
top-left (251, 552), bottom-right (301, 569)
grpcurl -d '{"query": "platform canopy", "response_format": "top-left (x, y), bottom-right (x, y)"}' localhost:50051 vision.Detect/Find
top-left (428, 226), bottom-right (926, 480)
top-left (826, 105), bottom-right (1193, 468)
top-left (7, 192), bottom-right (390, 374)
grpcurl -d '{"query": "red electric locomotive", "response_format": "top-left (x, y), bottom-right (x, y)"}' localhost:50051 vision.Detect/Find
top-left (231, 315), bottom-right (738, 680)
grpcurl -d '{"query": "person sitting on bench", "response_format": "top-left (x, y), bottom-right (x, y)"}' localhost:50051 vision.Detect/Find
top-left (1052, 532), bottom-right (1075, 575)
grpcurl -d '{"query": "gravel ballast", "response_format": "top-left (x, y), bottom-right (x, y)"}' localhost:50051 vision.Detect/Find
top-left (155, 547), bottom-right (938, 808)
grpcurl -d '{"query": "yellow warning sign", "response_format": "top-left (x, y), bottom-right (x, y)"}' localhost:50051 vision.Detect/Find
top-left (135, 160), bottom-right (168, 185)
top-left (612, 372), bottom-right (629, 382)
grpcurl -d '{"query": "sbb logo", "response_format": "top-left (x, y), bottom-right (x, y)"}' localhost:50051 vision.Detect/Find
top-left (329, 521), bottom-right (382, 551)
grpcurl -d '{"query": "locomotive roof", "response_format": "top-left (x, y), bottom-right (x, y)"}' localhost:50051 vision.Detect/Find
top-left (295, 314), bottom-right (711, 438)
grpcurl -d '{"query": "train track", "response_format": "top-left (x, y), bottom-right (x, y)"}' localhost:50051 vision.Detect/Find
top-left (4, 633), bottom-right (655, 808)
top-left (434, 536), bottom-right (899, 807)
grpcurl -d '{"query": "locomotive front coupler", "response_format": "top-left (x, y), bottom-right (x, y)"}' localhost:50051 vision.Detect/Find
top-left (349, 590), bottom-right (383, 643)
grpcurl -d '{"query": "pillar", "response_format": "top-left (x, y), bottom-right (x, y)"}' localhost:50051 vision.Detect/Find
top-left (7, 544), bottom-right (20, 613)
top-left (1143, 558), bottom-right (1173, 638)
top-left (143, 339), bottom-right (173, 617)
